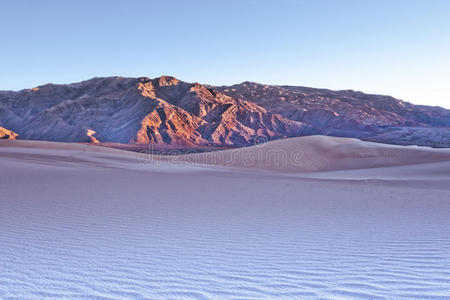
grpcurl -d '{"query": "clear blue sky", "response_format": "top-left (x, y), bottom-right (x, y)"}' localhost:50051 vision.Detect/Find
top-left (1, 0), bottom-right (449, 108)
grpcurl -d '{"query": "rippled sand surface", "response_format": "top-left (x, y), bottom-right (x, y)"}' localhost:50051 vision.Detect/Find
top-left (1, 140), bottom-right (450, 299)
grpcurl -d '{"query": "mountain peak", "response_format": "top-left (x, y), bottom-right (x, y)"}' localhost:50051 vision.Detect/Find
top-left (155, 75), bottom-right (180, 86)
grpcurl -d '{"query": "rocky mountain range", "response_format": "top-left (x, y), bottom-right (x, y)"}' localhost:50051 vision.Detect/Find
top-left (0, 76), bottom-right (449, 147)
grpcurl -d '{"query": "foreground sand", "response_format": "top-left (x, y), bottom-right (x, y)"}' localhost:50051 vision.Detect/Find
top-left (1, 136), bottom-right (450, 299)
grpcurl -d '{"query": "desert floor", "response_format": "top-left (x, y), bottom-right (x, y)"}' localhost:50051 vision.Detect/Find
top-left (1, 136), bottom-right (450, 299)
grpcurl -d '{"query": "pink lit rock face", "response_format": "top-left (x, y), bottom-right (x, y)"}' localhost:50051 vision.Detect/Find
top-left (0, 76), bottom-right (315, 146)
top-left (0, 76), bottom-right (449, 147)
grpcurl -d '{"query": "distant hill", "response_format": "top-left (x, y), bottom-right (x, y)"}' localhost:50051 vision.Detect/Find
top-left (0, 76), bottom-right (449, 147)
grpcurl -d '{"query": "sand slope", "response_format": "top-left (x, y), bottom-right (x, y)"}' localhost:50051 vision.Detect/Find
top-left (1, 136), bottom-right (450, 299)
top-left (166, 135), bottom-right (450, 172)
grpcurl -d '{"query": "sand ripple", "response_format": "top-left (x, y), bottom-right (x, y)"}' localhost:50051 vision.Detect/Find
top-left (1, 147), bottom-right (450, 299)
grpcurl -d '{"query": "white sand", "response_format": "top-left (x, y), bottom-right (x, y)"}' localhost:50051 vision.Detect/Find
top-left (1, 136), bottom-right (450, 299)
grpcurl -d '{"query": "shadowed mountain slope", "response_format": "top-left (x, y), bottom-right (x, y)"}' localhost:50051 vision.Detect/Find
top-left (214, 82), bottom-right (450, 147)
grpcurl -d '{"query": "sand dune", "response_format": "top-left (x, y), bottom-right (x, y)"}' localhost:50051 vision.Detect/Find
top-left (1, 136), bottom-right (450, 299)
top-left (3, 135), bottom-right (450, 174)
top-left (167, 135), bottom-right (450, 172)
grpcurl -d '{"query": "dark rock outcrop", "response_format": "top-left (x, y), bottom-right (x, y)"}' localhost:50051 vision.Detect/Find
top-left (0, 127), bottom-right (18, 140)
